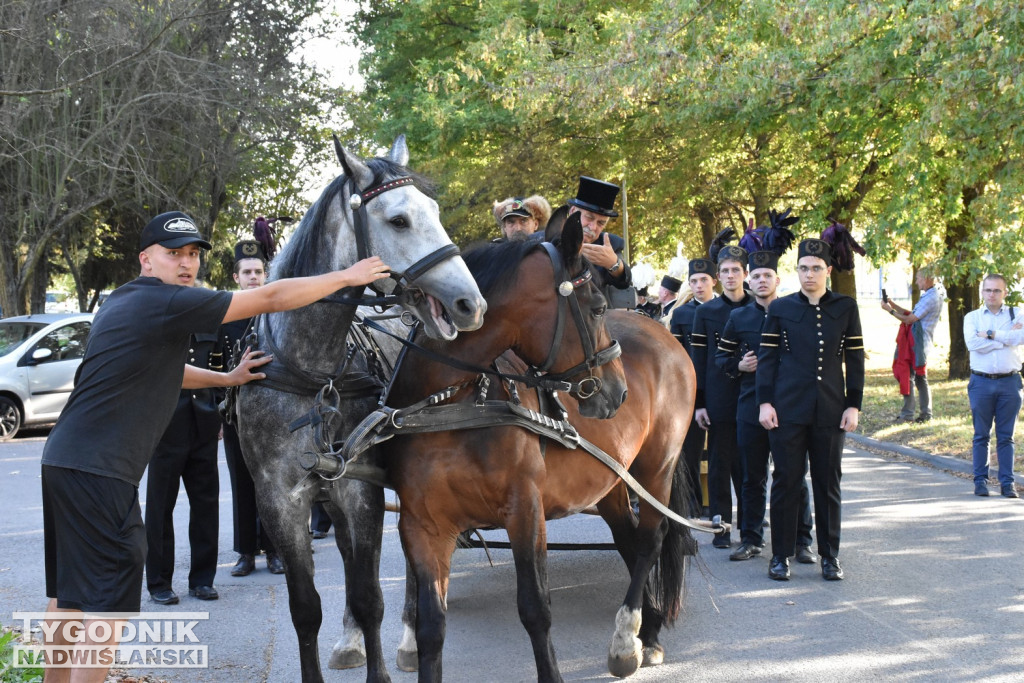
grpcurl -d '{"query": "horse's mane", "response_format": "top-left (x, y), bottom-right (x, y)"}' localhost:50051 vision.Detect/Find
top-left (272, 157), bottom-right (437, 280)
top-left (461, 239), bottom-right (540, 302)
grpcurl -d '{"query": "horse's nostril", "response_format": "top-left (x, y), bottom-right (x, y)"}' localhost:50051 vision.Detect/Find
top-left (619, 388), bottom-right (628, 405)
top-left (455, 297), bottom-right (482, 317)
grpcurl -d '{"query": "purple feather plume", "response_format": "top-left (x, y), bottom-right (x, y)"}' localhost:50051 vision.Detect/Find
top-left (253, 216), bottom-right (276, 260)
top-left (820, 220), bottom-right (865, 272)
top-left (738, 218), bottom-right (764, 253)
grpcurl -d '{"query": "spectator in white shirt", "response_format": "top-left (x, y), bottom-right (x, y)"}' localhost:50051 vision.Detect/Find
top-left (963, 273), bottom-right (1023, 498)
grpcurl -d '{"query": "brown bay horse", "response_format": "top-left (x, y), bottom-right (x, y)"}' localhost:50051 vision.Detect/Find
top-left (380, 217), bottom-right (699, 681)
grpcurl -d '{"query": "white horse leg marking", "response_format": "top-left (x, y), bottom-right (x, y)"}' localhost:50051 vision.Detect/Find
top-left (327, 626), bottom-right (366, 670)
top-left (396, 621), bottom-right (418, 672)
top-left (607, 605), bottom-right (643, 678)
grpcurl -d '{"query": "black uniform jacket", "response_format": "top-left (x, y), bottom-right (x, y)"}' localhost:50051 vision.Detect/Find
top-left (756, 290), bottom-right (865, 427)
top-left (670, 297), bottom-right (704, 358)
top-left (162, 332), bottom-right (225, 442)
top-left (692, 292), bottom-right (752, 419)
top-left (715, 300), bottom-right (768, 425)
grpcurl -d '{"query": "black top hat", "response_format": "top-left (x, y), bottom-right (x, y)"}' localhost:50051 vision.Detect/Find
top-left (798, 238), bottom-right (832, 265)
top-left (688, 258), bottom-right (716, 278)
top-left (234, 240), bottom-right (268, 264)
top-left (660, 275), bottom-right (682, 293)
top-left (567, 176), bottom-right (620, 217)
top-left (140, 211), bottom-right (212, 251)
top-left (747, 250), bottom-right (780, 272)
top-left (716, 244), bottom-right (748, 265)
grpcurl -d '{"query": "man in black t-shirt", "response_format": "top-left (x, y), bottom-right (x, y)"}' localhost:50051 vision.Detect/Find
top-left (40, 211), bottom-right (391, 680)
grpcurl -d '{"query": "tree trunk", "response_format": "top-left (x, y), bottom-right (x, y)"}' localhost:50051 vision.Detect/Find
top-left (945, 183), bottom-right (985, 380)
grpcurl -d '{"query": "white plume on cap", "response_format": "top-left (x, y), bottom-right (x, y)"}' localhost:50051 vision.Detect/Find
top-left (631, 261), bottom-right (658, 291)
top-left (667, 243), bottom-right (688, 280)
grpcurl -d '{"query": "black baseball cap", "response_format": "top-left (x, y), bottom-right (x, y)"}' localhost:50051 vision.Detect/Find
top-left (139, 211), bottom-right (212, 251)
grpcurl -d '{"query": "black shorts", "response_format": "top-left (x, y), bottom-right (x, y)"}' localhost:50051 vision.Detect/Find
top-left (42, 465), bottom-right (146, 612)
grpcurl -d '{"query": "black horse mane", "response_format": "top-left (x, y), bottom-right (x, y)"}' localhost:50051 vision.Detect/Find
top-left (273, 157), bottom-right (436, 279)
top-left (461, 239), bottom-right (543, 302)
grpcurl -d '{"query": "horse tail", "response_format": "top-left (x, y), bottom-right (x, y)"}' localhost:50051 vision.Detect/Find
top-left (647, 458), bottom-right (697, 626)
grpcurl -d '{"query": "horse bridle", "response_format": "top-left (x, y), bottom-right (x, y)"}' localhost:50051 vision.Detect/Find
top-left (348, 176), bottom-right (461, 299)
top-left (532, 241), bottom-right (622, 400)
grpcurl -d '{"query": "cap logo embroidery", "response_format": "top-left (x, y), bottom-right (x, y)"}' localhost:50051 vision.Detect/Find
top-left (241, 243), bottom-right (259, 257)
top-left (693, 261), bottom-right (708, 273)
top-left (164, 217), bottom-right (198, 234)
top-left (752, 252), bottom-right (771, 266)
top-left (805, 240), bottom-right (823, 255)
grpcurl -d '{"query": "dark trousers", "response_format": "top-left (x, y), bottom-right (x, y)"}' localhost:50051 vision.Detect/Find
top-left (707, 420), bottom-right (743, 529)
top-left (768, 422), bottom-right (844, 560)
top-left (680, 417), bottom-right (706, 517)
top-left (968, 373), bottom-right (1023, 485)
top-left (145, 422), bottom-right (219, 592)
top-left (310, 501), bottom-right (333, 534)
top-left (223, 421), bottom-right (275, 555)
top-left (737, 420), bottom-right (813, 548)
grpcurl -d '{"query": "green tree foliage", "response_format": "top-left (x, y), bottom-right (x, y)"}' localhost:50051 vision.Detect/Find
top-left (349, 0), bottom-right (1023, 374)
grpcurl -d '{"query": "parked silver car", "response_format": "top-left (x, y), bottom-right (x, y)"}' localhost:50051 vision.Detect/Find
top-left (0, 313), bottom-right (93, 440)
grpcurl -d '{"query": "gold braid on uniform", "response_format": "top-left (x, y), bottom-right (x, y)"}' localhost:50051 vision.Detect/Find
top-left (691, 332), bottom-right (707, 348)
top-left (759, 332), bottom-right (780, 348)
top-left (844, 335), bottom-right (864, 351)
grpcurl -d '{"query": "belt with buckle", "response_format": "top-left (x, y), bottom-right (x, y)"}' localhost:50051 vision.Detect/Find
top-left (971, 370), bottom-right (1018, 379)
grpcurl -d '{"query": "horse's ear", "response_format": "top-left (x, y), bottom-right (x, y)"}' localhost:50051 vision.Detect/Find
top-left (560, 211), bottom-right (584, 268)
top-left (388, 134), bottom-right (410, 167)
top-left (333, 134), bottom-right (374, 190)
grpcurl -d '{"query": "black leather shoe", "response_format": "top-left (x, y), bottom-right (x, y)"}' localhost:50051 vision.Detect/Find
top-left (821, 557), bottom-right (844, 581)
top-left (189, 585), bottom-right (219, 600)
top-left (150, 589), bottom-right (179, 605)
top-left (975, 481), bottom-right (990, 497)
top-left (768, 556), bottom-right (790, 581)
top-left (712, 532), bottom-right (732, 549)
top-left (729, 542), bottom-right (762, 561)
top-left (266, 553), bottom-right (286, 574)
top-left (914, 414), bottom-right (932, 423)
top-left (795, 546), bottom-right (818, 564)
top-left (1002, 484), bottom-right (1019, 498)
top-left (230, 553), bottom-right (255, 577)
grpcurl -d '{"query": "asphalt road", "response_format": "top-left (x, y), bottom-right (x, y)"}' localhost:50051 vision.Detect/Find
top-left (1, 432), bottom-right (1022, 682)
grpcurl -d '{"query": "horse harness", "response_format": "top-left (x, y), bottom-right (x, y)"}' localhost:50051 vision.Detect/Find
top-left (286, 242), bottom-right (722, 536)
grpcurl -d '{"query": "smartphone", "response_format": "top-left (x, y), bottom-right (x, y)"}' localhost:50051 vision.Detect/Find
top-left (881, 288), bottom-right (888, 303)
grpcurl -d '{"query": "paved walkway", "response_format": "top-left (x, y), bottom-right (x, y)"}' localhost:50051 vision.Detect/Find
top-left (1, 433), bottom-right (1021, 682)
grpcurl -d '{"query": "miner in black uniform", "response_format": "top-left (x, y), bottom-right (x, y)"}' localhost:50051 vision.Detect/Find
top-left (670, 258), bottom-right (717, 516)
top-left (570, 176), bottom-right (633, 295)
top-left (715, 249), bottom-right (815, 563)
top-left (221, 240), bottom-right (285, 577)
top-left (692, 244), bottom-right (752, 548)
top-left (757, 238), bottom-right (864, 581)
top-left (146, 316), bottom-right (228, 603)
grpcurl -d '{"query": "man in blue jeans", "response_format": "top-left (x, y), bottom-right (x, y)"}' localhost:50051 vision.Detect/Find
top-left (963, 273), bottom-right (1023, 498)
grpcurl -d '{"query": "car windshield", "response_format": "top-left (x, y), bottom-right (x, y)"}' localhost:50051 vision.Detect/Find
top-left (0, 322), bottom-right (48, 357)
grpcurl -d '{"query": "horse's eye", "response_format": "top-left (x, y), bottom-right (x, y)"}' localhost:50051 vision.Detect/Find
top-left (390, 216), bottom-right (409, 229)
top-left (593, 305), bottom-right (607, 318)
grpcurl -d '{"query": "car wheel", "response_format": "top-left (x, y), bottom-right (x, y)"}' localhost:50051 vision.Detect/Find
top-left (0, 396), bottom-right (22, 441)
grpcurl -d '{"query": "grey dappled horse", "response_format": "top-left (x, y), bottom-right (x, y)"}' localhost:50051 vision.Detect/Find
top-left (234, 136), bottom-right (485, 683)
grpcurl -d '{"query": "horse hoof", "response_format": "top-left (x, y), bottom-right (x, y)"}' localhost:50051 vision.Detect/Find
top-left (608, 652), bottom-right (641, 678)
top-left (641, 644), bottom-right (664, 667)
top-left (328, 647), bottom-right (367, 670)
top-left (396, 648), bottom-right (418, 672)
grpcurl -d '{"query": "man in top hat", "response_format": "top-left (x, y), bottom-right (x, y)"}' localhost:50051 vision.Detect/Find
top-left (715, 250), bottom-right (815, 564)
top-left (492, 195), bottom-right (552, 241)
top-left (569, 176), bottom-right (632, 291)
top-left (670, 257), bottom-right (717, 516)
top-left (691, 244), bottom-right (752, 548)
top-left (220, 240), bottom-right (285, 577)
top-left (757, 238), bottom-right (864, 581)
top-left (40, 211), bottom-right (390, 679)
